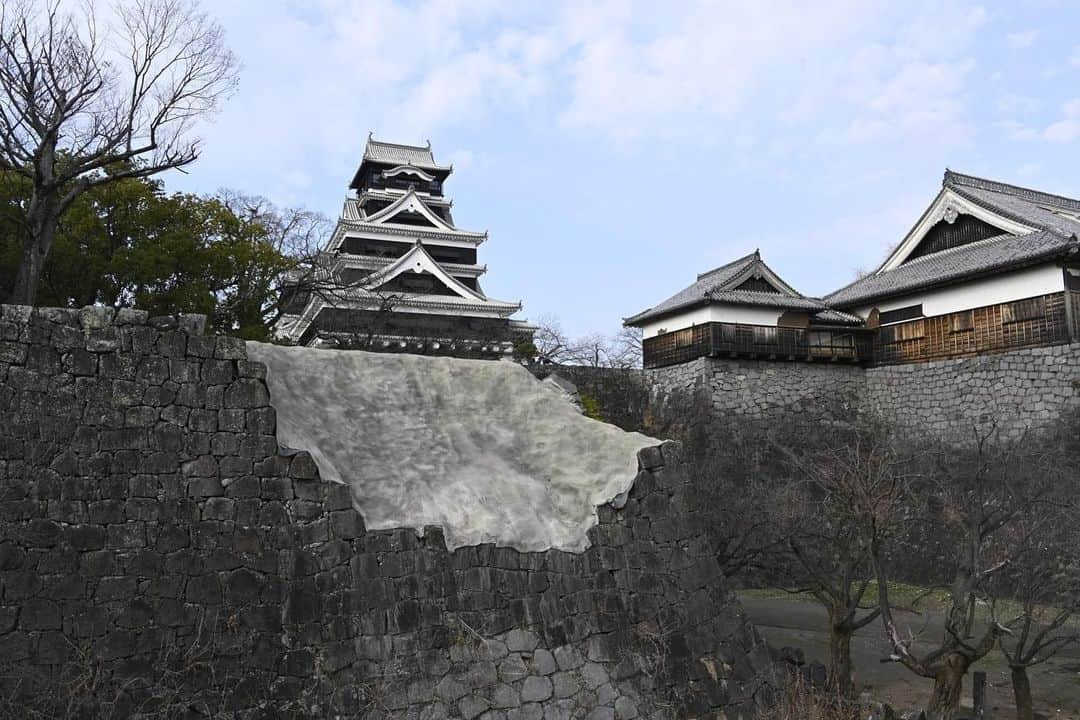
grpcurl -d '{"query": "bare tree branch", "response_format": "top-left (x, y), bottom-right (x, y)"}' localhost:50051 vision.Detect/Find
top-left (1, 0), bottom-right (238, 304)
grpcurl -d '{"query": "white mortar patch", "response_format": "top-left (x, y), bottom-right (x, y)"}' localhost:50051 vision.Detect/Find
top-left (246, 343), bottom-right (659, 552)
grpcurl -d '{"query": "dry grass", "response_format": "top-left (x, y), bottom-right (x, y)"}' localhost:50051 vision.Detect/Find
top-left (759, 675), bottom-right (863, 720)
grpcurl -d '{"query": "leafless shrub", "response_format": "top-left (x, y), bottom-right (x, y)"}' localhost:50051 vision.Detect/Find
top-left (757, 673), bottom-right (862, 720)
top-left (0, 611), bottom-right (256, 719)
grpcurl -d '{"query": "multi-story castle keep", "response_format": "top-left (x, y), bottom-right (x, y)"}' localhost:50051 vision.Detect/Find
top-left (277, 137), bottom-right (534, 358)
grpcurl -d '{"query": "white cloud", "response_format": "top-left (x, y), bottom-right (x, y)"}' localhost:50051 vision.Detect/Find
top-left (1005, 29), bottom-right (1038, 49)
top-left (816, 5), bottom-right (985, 149)
top-left (1044, 99), bottom-right (1080, 143)
top-left (997, 93), bottom-right (1040, 114)
top-left (997, 119), bottom-right (1039, 142)
top-left (174, 0), bottom-right (996, 208)
top-left (557, 1), bottom-right (878, 140)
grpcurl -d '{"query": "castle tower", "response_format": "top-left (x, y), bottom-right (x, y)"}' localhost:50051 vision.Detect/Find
top-left (276, 137), bottom-right (534, 357)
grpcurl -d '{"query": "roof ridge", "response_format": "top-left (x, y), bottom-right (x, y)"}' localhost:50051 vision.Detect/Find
top-left (944, 169), bottom-right (1080, 211)
top-left (711, 287), bottom-right (824, 304)
top-left (827, 230), bottom-right (1044, 301)
top-left (696, 251), bottom-right (759, 281)
top-left (366, 136), bottom-right (432, 152)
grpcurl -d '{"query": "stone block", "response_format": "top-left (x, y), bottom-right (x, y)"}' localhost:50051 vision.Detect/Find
top-left (79, 306), bottom-right (115, 331)
top-left (66, 524), bottom-right (107, 551)
top-left (289, 451), bottom-right (319, 479)
top-left (215, 336), bottom-right (248, 360)
top-left (224, 378), bottom-right (269, 408)
top-left (185, 574), bottom-right (222, 604)
top-left (185, 335), bottom-right (217, 359)
top-left (521, 676), bottom-right (553, 703)
top-left (238, 360), bottom-right (267, 379)
top-left (203, 497), bottom-right (236, 521)
top-left (202, 359), bottom-right (235, 385)
top-left (177, 313), bottom-right (207, 336)
top-left (86, 327), bottom-right (122, 352)
top-left (261, 477), bottom-right (294, 501)
top-left (330, 509), bottom-right (364, 539)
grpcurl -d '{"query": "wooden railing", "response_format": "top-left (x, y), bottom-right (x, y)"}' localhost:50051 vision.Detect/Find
top-left (643, 322), bottom-right (872, 369)
top-left (874, 292), bottom-right (1072, 365)
top-left (641, 292), bottom-right (1078, 369)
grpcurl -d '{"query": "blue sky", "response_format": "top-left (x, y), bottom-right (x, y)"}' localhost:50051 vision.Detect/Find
top-left (169, 0), bottom-right (1080, 337)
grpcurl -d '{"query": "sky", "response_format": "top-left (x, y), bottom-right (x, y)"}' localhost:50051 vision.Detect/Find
top-left (166, 0), bottom-right (1080, 338)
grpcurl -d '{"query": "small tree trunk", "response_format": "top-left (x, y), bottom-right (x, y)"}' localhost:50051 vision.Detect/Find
top-left (9, 198), bottom-right (59, 306)
top-left (828, 623), bottom-right (854, 697)
top-left (926, 656), bottom-right (968, 720)
top-left (1011, 666), bottom-right (1034, 720)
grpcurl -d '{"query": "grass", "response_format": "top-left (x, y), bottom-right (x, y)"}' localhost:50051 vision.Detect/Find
top-left (740, 582), bottom-right (1079, 629)
top-left (741, 581), bottom-right (950, 611)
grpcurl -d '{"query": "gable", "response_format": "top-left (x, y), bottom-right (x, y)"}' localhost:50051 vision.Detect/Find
top-left (879, 188), bottom-right (1036, 272)
top-left (363, 190), bottom-right (457, 231)
top-left (732, 276), bottom-right (782, 293)
top-left (903, 214), bottom-right (1007, 263)
top-left (360, 242), bottom-right (486, 302)
top-left (382, 210), bottom-right (437, 228)
top-left (375, 270), bottom-right (459, 296)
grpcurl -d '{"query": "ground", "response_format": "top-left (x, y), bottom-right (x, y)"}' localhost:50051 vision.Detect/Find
top-left (739, 592), bottom-right (1080, 719)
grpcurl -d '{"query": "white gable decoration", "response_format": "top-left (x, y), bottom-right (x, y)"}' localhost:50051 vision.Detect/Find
top-left (879, 188), bottom-right (1035, 272)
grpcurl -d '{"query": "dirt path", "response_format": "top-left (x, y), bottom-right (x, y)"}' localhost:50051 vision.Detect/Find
top-left (739, 593), bottom-right (1080, 718)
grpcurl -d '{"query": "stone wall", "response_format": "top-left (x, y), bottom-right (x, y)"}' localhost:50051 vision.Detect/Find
top-left (647, 358), bottom-right (864, 418)
top-left (0, 305), bottom-right (774, 719)
top-left (643, 345), bottom-right (1080, 438)
top-left (864, 342), bottom-right (1080, 439)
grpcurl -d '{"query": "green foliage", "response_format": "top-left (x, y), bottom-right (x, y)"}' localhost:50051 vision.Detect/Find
top-left (0, 171), bottom-right (303, 341)
top-left (513, 339), bottom-right (538, 361)
top-left (579, 390), bottom-right (604, 421)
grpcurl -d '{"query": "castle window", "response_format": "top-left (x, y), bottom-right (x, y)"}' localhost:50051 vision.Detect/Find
top-left (752, 326), bottom-right (778, 345)
top-left (880, 320), bottom-right (925, 344)
top-left (673, 328), bottom-right (695, 347)
top-left (1002, 297), bottom-right (1045, 323)
top-left (879, 304), bottom-right (924, 325)
top-left (951, 311), bottom-right (974, 333)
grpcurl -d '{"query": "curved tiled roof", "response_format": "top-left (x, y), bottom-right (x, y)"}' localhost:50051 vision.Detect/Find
top-left (625, 252), bottom-right (841, 326)
top-left (827, 170), bottom-right (1080, 308)
top-left (826, 230), bottom-right (1078, 306)
top-left (363, 138), bottom-right (450, 171)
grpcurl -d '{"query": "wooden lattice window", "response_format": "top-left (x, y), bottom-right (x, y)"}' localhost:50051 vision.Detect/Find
top-left (880, 320), bottom-right (925, 344)
top-left (880, 304), bottom-right (924, 325)
top-left (673, 328), bottom-right (695, 347)
top-left (1002, 297), bottom-right (1045, 324)
top-left (752, 326), bottom-right (778, 345)
top-left (951, 311), bottom-right (974, 333)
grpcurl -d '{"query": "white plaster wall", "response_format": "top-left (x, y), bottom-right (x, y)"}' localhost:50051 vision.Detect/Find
top-left (641, 305), bottom-right (782, 338)
top-left (854, 264), bottom-right (1065, 320)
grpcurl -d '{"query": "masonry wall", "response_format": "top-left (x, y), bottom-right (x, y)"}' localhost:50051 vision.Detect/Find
top-left (0, 305), bottom-right (773, 719)
top-left (864, 342), bottom-right (1080, 439)
top-left (643, 345), bottom-right (1080, 437)
top-left (648, 358), bottom-right (865, 418)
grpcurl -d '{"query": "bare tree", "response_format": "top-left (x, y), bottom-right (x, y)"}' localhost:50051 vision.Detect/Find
top-left (212, 190), bottom-right (330, 338)
top-left (531, 314), bottom-right (571, 364)
top-left (768, 419), bottom-right (910, 697)
top-left (871, 426), bottom-right (1062, 720)
top-left (531, 316), bottom-right (642, 368)
top-left (0, 0), bottom-right (238, 305)
top-left (608, 326), bottom-right (642, 369)
top-left (992, 446), bottom-right (1080, 720)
